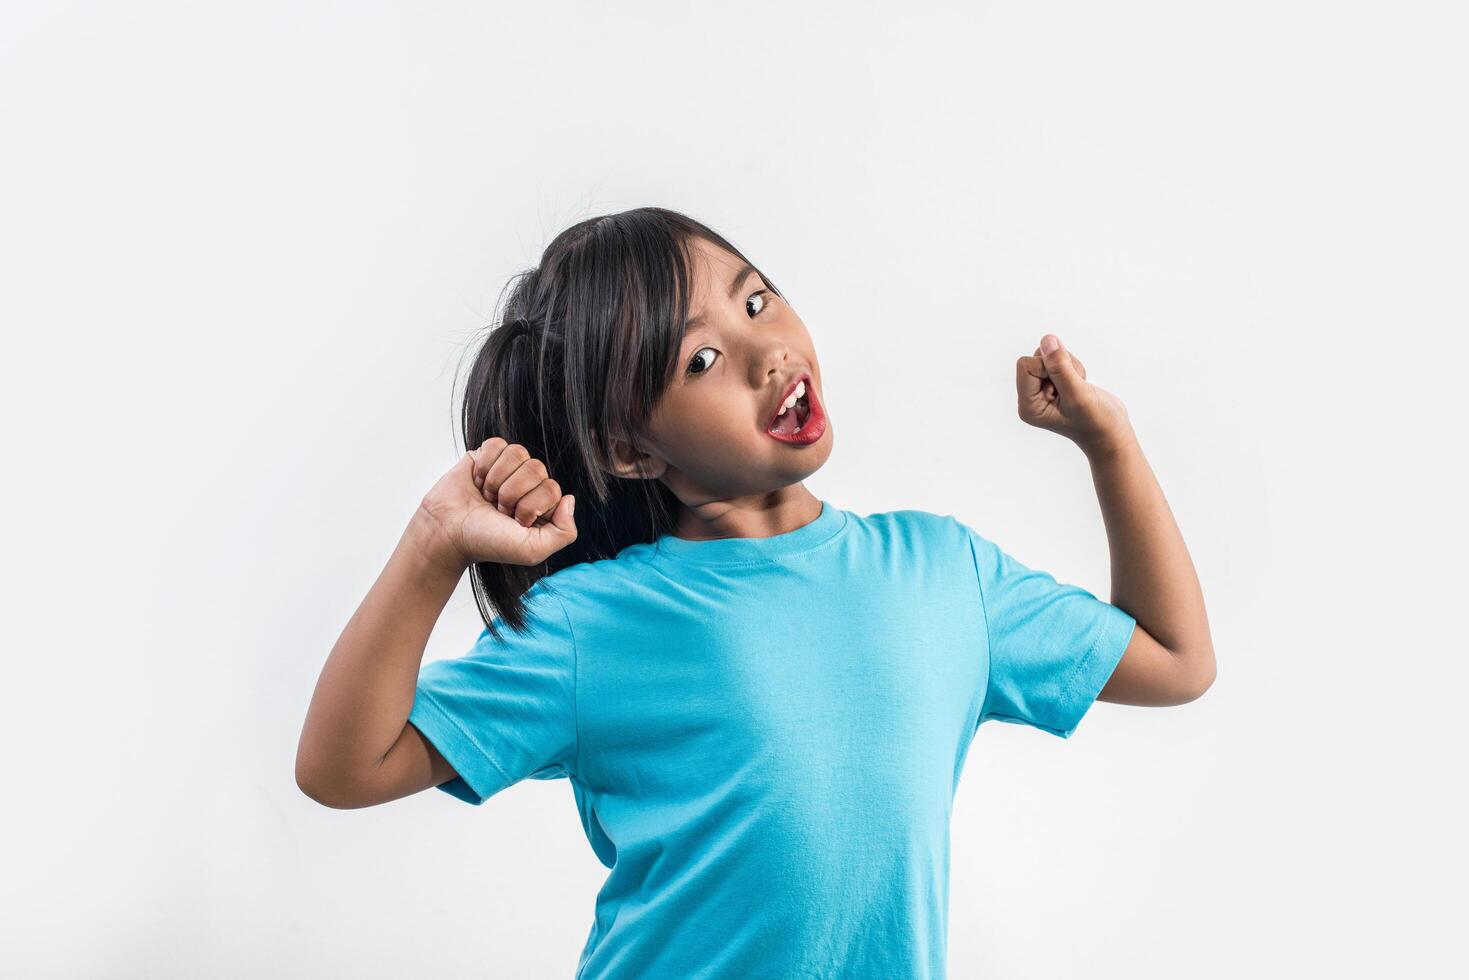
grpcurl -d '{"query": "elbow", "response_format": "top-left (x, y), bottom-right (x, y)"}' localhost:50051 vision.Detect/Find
top-left (294, 761), bottom-right (333, 808)
top-left (296, 772), bottom-right (361, 810)
top-left (294, 746), bottom-right (325, 804)
top-left (295, 756), bottom-right (361, 810)
top-left (1174, 649), bottom-right (1217, 705)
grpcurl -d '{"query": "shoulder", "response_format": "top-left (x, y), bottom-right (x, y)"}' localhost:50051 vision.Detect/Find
top-left (530, 546), bottom-right (670, 619)
top-left (838, 508), bottom-right (985, 573)
top-left (847, 508), bottom-right (1029, 580)
top-left (539, 544), bottom-right (658, 594)
top-left (529, 555), bottom-right (627, 611)
top-left (846, 507), bottom-right (975, 547)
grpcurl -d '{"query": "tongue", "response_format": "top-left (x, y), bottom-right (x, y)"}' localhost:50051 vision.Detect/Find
top-left (771, 407), bottom-right (799, 435)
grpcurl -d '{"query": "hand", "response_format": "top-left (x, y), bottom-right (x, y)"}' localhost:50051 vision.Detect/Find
top-left (1016, 333), bottom-right (1134, 456)
top-left (416, 438), bottom-right (578, 568)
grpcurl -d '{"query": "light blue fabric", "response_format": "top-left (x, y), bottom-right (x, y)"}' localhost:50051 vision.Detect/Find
top-left (408, 502), bottom-right (1136, 979)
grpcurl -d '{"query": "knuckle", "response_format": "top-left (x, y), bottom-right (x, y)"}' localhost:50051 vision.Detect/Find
top-left (528, 458), bottom-right (547, 478)
top-left (544, 479), bottom-right (560, 497)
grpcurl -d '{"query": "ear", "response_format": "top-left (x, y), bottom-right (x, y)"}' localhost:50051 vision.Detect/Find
top-left (601, 433), bottom-right (669, 481)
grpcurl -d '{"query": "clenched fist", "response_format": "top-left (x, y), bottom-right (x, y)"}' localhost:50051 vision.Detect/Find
top-left (1016, 333), bottom-right (1134, 456)
top-left (417, 437), bottom-right (578, 568)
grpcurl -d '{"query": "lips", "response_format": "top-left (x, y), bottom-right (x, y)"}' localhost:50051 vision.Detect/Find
top-left (769, 371), bottom-right (816, 429)
top-left (764, 372), bottom-right (827, 445)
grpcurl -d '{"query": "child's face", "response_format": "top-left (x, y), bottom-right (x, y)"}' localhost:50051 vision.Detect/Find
top-left (628, 237), bottom-right (834, 503)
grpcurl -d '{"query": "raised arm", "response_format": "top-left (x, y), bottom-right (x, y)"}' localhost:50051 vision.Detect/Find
top-left (1016, 334), bottom-right (1216, 707)
top-left (294, 507), bottom-right (466, 808)
top-left (294, 439), bottom-right (577, 809)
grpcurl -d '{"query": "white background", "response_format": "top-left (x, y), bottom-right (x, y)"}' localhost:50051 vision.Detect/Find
top-left (4, 2), bottom-right (1466, 977)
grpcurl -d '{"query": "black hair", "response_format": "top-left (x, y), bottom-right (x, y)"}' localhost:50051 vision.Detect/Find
top-left (456, 206), bottom-right (782, 637)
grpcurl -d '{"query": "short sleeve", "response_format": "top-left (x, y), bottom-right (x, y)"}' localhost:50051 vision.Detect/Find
top-left (407, 585), bottom-right (578, 805)
top-left (967, 528), bottom-right (1136, 739)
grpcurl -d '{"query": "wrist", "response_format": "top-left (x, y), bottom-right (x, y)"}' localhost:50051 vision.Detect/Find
top-left (405, 505), bottom-right (470, 579)
top-left (1079, 426), bottom-right (1141, 464)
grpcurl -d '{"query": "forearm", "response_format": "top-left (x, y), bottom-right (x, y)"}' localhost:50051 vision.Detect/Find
top-left (1086, 434), bottom-right (1215, 673)
top-left (295, 507), bottom-right (466, 795)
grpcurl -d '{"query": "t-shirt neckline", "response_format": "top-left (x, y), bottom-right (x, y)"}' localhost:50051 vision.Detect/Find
top-left (650, 500), bottom-right (848, 565)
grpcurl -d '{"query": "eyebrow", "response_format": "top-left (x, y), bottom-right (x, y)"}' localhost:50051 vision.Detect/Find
top-left (726, 262), bottom-right (758, 299)
top-left (686, 262), bottom-right (759, 334)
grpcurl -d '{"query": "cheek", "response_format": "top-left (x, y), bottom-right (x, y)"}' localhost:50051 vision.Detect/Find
top-left (678, 415), bottom-right (737, 450)
top-left (650, 387), bottom-right (759, 457)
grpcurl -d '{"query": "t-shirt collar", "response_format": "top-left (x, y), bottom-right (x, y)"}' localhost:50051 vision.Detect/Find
top-left (649, 499), bottom-right (848, 565)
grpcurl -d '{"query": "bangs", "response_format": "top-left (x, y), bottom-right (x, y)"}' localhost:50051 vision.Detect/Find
top-left (554, 213), bottom-right (777, 458)
top-left (549, 219), bottom-right (689, 462)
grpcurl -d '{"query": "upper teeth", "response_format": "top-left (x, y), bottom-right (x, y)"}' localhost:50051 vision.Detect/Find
top-left (777, 380), bottom-right (806, 416)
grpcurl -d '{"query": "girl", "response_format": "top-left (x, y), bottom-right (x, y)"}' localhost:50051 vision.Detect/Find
top-left (296, 207), bottom-right (1216, 979)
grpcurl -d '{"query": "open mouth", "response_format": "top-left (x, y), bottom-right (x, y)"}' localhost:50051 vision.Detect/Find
top-left (769, 382), bottom-right (816, 434)
top-left (765, 373), bottom-right (827, 445)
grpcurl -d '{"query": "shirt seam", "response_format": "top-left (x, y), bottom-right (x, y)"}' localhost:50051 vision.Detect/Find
top-left (419, 687), bottom-right (515, 787)
top-left (965, 527), bottom-right (996, 724)
top-left (646, 512), bottom-right (851, 568)
top-left (1058, 608), bottom-right (1117, 708)
top-left (548, 586), bottom-right (582, 781)
top-left (1030, 609), bottom-right (1117, 737)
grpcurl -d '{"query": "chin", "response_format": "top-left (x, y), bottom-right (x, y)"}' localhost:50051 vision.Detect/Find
top-left (772, 422), bottom-right (834, 484)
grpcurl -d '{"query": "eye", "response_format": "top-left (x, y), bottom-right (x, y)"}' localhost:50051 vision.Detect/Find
top-left (686, 347), bottom-right (719, 375)
top-left (683, 289), bottom-right (770, 376)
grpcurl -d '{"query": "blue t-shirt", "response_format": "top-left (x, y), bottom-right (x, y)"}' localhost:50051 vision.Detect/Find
top-left (407, 502), bottom-right (1136, 979)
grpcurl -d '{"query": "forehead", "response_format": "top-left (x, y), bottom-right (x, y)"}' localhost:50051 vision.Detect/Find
top-left (686, 236), bottom-right (750, 308)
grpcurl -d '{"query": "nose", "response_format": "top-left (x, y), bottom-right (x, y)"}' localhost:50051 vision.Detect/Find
top-left (750, 337), bottom-right (790, 388)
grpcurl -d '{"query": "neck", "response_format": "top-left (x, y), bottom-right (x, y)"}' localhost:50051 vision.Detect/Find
top-left (669, 483), bottom-right (822, 542)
